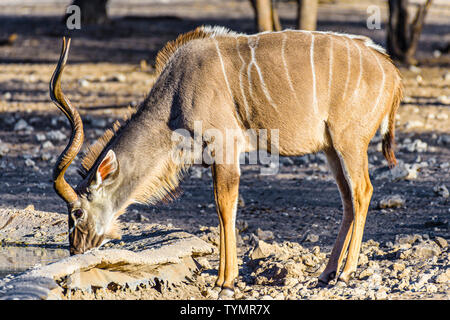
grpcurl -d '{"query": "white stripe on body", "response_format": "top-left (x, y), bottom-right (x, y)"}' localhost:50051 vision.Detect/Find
top-left (351, 39), bottom-right (363, 101)
top-left (247, 36), bottom-right (278, 111)
top-left (342, 37), bottom-right (351, 101)
top-left (310, 33), bottom-right (318, 114)
top-left (281, 33), bottom-right (298, 102)
top-left (368, 49), bottom-right (386, 112)
top-left (214, 39), bottom-right (244, 127)
top-left (328, 36), bottom-right (334, 104)
top-left (235, 38), bottom-right (251, 121)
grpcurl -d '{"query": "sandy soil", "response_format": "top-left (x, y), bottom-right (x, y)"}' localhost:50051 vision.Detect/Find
top-left (0, 0), bottom-right (449, 300)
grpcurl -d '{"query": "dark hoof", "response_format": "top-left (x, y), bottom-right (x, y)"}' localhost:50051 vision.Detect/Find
top-left (317, 271), bottom-right (336, 286)
top-left (316, 278), bottom-right (330, 288)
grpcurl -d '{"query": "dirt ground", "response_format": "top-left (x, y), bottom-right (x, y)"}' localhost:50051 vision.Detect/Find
top-left (0, 0), bottom-right (449, 300)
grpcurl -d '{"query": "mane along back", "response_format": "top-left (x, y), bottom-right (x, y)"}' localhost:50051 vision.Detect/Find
top-left (154, 25), bottom-right (240, 77)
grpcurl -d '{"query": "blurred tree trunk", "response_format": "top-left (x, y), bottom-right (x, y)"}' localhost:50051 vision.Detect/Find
top-left (250, 0), bottom-right (319, 32)
top-left (296, 0), bottom-right (318, 30)
top-left (70, 0), bottom-right (109, 25)
top-left (387, 0), bottom-right (432, 65)
top-left (250, 0), bottom-right (281, 32)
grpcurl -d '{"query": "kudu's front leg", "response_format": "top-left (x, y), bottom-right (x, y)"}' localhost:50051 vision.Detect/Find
top-left (211, 163), bottom-right (240, 298)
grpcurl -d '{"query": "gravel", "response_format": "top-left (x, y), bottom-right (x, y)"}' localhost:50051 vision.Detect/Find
top-left (188, 228), bottom-right (450, 300)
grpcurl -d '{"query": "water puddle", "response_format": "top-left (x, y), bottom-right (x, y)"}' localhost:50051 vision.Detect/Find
top-left (0, 245), bottom-right (69, 279)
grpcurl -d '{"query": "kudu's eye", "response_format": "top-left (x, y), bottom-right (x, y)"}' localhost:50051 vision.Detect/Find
top-left (72, 209), bottom-right (84, 220)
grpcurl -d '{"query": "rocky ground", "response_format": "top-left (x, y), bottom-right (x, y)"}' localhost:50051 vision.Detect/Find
top-left (0, 0), bottom-right (449, 300)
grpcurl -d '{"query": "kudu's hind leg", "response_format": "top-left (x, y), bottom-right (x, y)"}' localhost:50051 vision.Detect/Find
top-left (338, 148), bottom-right (373, 283)
top-left (319, 143), bottom-right (373, 284)
top-left (319, 147), bottom-right (354, 284)
top-left (211, 163), bottom-right (240, 298)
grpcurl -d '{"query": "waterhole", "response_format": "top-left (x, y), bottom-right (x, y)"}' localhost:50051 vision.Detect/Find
top-left (0, 245), bottom-right (69, 279)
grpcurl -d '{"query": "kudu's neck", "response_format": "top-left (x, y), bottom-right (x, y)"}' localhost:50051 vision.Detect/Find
top-left (105, 89), bottom-right (187, 213)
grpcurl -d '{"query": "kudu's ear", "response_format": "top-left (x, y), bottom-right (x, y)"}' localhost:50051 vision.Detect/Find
top-left (91, 149), bottom-right (119, 189)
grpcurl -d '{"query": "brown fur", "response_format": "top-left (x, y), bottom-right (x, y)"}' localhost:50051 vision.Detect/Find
top-left (130, 157), bottom-right (188, 205)
top-left (382, 80), bottom-right (403, 168)
top-left (60, 27), bottom-right (404, 296)
top-left (154, 27), bottom-right (211, 77)
top-left (79, 117), bottom-right (130, 177)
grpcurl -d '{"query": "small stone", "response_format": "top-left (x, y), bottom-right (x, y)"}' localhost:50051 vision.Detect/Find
top-left (256, 228), bottom-right (274, 241)
top-left (305, 233), bottom-right (319, 243)
top-left (436, 112), bottom-right (448, 120)
top-left (444, 71), bottom-right (450, 81)
top-left (376, 162), bottom-right (410, 181)
top-left (379, 194), bottom-right (405, 209)
top-left (359, 267), bottom-right (374, 279)
top-left (433, 236), bottom-right (448, 248)
top-left (404, 139), bottom-right (427, 153)
top-left (79, 79), bottom-right (90, 87)
top-left (408, 65), bottom-right (421, 73)
top-left (236, 281), bottom-right (246, 291)
top-left (302, 254), bottom-right (316, 267)
top-left (436, 135), bottom-right (450, 146)
top-left (375, 290), bottom-right (387, 300)
top-left (250, 240), bottom-right (273, 260)
top-left (190, 167), bottom-right (203, 179)
top-left (433, 184), bottom-right (449, 198)
top-left (111, 73), bottom-right (126, 82)
top-left (433, 50), bottom-right (442, 58)
top-left (25, 159), bottom-right (35, 167)
top-left (47, 130), bottom-right (67, 141)
top-left (0, 141), bottom-right (9, 157)
top-left (42, 141), bottom-right (54, 149)
top-left (358, 253), bottom-right (369, 266)
top-left (3, 92), bottom-right (12, 100)
top-left (397, 268), bottom-right (411, 280)
top-left (425, 284), bottom-right (437, 294)
top-left (35, 133), bottom-right (46, 142)
top-left (367, 273), bottom-right (383, 286)
top-left (208, 288), bottom-right (221, 299)
top-left (437, 95), bottom-right (450, 105)
top-left (196, 257), bottom-right (211, 269)
top-left (400, 163), bottom-right (425, 180)
top-left (416, 273), bottom-right (433, 288)
top-left (392, 262), bottom-right (405, 273)
top-left (395, 234), bottom-right (422, 246)
top-left (404, 120), bottom-right (423, 130)
top-left (14, 119), bottom-right (28, 131)
top-left (411, 243), bottom-right (441, 259)
top-left (435, 269), bottom-right (450, 284)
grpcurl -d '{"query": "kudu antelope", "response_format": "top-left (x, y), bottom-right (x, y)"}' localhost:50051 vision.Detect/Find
top-left (49, 26), bottom-right (402, 298)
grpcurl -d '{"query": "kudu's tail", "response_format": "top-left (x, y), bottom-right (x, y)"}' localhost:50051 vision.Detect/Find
top-left (381, 81), bottom-right (403, 169)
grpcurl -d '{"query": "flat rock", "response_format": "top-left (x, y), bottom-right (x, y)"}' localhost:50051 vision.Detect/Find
top-left (0, 209), bottom-right (213, 300)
